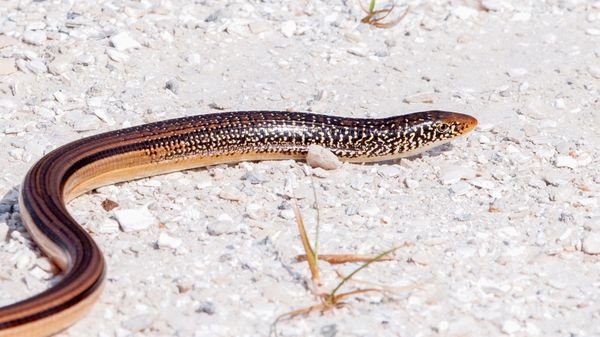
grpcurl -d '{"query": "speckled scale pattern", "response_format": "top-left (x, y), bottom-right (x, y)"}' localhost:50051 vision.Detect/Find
top-left (97, 110), bottom-right (474, 163)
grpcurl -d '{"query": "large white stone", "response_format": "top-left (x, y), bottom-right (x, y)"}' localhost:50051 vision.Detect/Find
top-left (114, 208), bottom-right (156, 232)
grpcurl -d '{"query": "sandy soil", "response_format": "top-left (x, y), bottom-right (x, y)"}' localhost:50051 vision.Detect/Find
top-left (1, 0), bottom-right (600, 336)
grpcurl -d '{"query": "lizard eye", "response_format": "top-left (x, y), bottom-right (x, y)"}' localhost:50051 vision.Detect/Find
top-left (436, 123), bottom-right (450, 133)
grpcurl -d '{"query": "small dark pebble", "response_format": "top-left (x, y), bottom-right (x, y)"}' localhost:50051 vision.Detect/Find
top-left (197, 301), bottom-right (216, 315)
top-left (101, 199), bottom-right (119, 211)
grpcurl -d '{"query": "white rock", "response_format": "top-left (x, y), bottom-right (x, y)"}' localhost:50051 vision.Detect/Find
top-left (0, 221), bottom-right (8, 240)
top-left (36, 257), bottom-right (57, 273)
top-left (121, 314), bottom-right (155, 332)
top-left (478, 135), bottom-right (491, 144)
top-left (53, 91), bottom-right (66, 104)
top-left (470, 179), bottom-right (495, 189)
top-left (279, 209), bottom-right (295, 220)
top-left (586, 28), bottom-right (600, 36)
top-left (98, 218), bottom-right (120, 234)
top-left (249, 21), bottom-right (270, 34)
top-left (22, 30), bottom-right (47, 45)
top-left (72, 115), bottom-right (100, 132)
top-left (26, 59), bottom-right (47, 74)
top-left (29, 266), bottom-right (50, 280)
top-left (453, 6), bottom-right (477, 20)
top-left (554, 155), bottom-right (578, 169)
top-left (378, 166), bottom-right (400, 177)
top-left (114, 208), bottom-right (156, 232)
top-left (501, 319), bottom-right (521, 334)
top-left (280, 20), bottom-right (296, 38)
top-left (588, 66), bottom-right (600, 79)
top-left (582, 232), bottom-right (600, 255)
top-left (196, 178), bottom-right (213, 189)
top-left (439, 167), bottom-right (476, 185)
top-left (507, 68), bottom-right (527, 77)
top-left (106, 48), bottom-right (130, 63)
top-left (347, 47), bottom-right (368, 57)
top-left (480, 0), bottom-right (503, 11)
top-left (14, 250), bottom-right (34, 270)
top-left (157, 232), bottom-right (183, 249)
top-left (218, 187), bottom-right (242, 201)
top-left (404, 178), bottom-right (419, 189)
top-left (48, 57), bottom-right (70, 75)
top-left (94, 109), bottom-right (114, 125)
top-left (110, 32), bottom-right (141, 51)
top-left (306, 145), bottom-right (340, 170)
top-left (450, 181), bottom-right (472, 196)
top-left (185, 53), bottom-right (201, 64)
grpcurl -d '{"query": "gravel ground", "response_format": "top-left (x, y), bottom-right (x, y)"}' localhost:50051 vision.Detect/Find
top-left (1, 1), bottom-right (600, 336)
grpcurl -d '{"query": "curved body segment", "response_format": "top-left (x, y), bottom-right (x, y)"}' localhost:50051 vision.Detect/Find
top-left (0, 110), bottom-right (476, 337)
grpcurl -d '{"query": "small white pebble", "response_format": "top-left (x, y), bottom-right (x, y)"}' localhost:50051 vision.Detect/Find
top-left (114, 208), bottom-right (156, 232)
top-left (22, 30), bottom-right (47, 45)
top-left (450, 181), bottom-right (472, 196)
top-left (53, 91), bottom-right (67, 104)
top-left (470, 179), bottom-right (495, 189)
top-left (218, 188), bottom-right (242, 201)
top-left (121, 314), bottom-right (155, 332)
top-left (439, 167), bottom-right (476, 185)
top-left (586, 28), bottom-right (600, 36)
top-left (582, 232), bottom-right (600, 255)
top-left (404, 178), bottom-right (419, 189)
top-left (280, 20), bottom-right (296, 38)
top-left (306, 145), bottom-right (340, 170)
top-left (453, 6), bottom-right (477, 20)
top-left (36, 257), bottom-right (57, 273)
top-left (14, 250), bottom-right (33, 270)
top-left (29, 266), bottom-right (50, 280)
top-left (196, 178), bottom-right (213, 189)
top-left (0, 221), bottom-right (8, 240)
top-left (378, 166), bottom-right (401, 177)
top-left (98, 218), bottom-right (120, 234)
top-left (554, 155), bottom-right (578, 169)
top-left (157, 232), bottom-right (183, 249)
top-left (501, 319), bottom-right (521, 334)
top-left (26, 59), bottom-right (47, 74)
top-left (347, 47), bottom-right (368, 57)
top-left (507, 68), bottom-right (528, 77)
top-left (110, 32), bottom-right (141, 51)
top-left (106, 48), bottom-right (130, 63)
top-left (478, 135), bottom-right (491, 144)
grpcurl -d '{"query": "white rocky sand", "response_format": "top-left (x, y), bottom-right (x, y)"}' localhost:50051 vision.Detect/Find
top-left (1, 0), bottom-right (599, 336)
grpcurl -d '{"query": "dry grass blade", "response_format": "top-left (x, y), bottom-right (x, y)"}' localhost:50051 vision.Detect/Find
top-left (328, 246), bottom-right (401, 299)
top-left (359, 0), bottom-right (410, 28)
top-left (291, 200), bottom-right (320, 285)
top-left (295, 253), bottom-right (393, 264)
